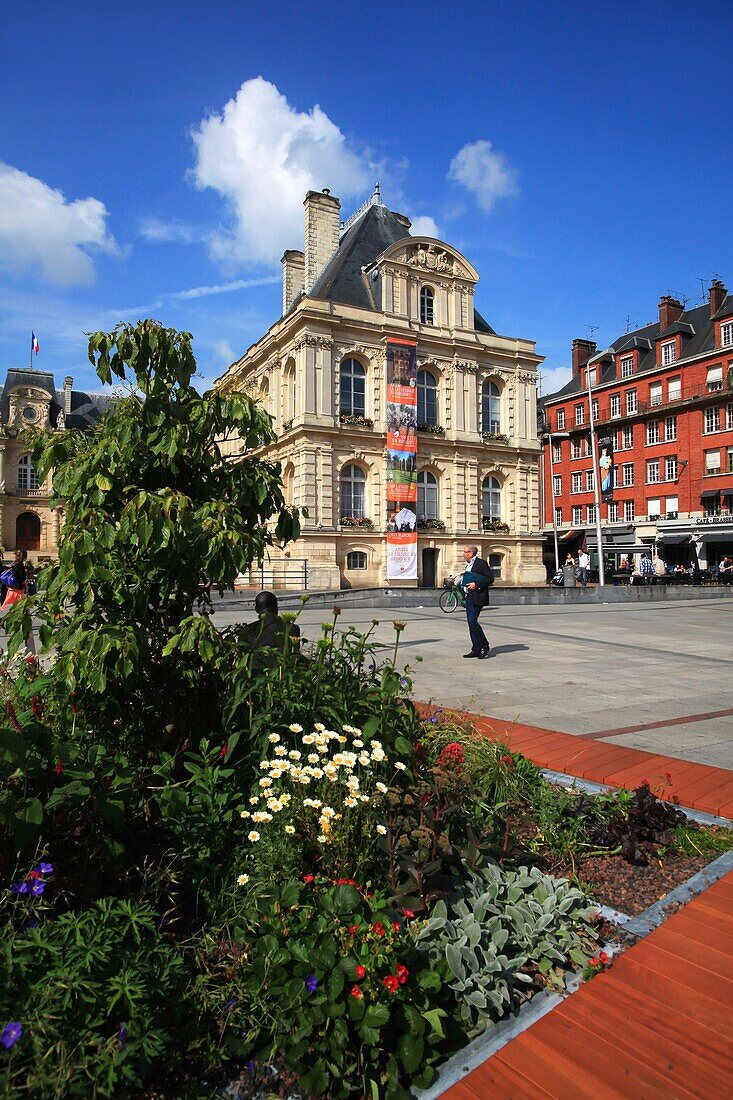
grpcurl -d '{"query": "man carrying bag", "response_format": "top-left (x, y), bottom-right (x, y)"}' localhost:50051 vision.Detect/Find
top-left (461, 544), bottom-right (494, 659)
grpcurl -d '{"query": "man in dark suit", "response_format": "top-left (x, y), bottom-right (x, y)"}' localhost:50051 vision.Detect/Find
top-left (245, 591), bottom-right (300, 665)
top-left (461, 545), bottom-right (493, 659)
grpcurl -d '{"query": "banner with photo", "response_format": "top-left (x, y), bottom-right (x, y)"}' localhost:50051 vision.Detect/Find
top-left (385, 338), bottom-right (418, 581)
top-left (597, 428), bottom-right (615, 503)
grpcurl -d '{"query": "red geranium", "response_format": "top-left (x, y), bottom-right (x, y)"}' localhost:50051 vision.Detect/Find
top-left (436, 742), bottom-right (465, 770)
top-left (396, 964), bottom-right (409, 984)
top-left (392, 921), bottom-right (400, 932)
top-left (403, 909), bottom-right (415, 919)
top-left (599, 950), bottom-right (610, 965)
top-left (382, 975), bottom-right (398, 993)
top-left (371, 921), bottom-right (386, 937)
top-left (348, 924), bottom-right (359, 936)
top-left (303, 874), bottom-right (315, 884)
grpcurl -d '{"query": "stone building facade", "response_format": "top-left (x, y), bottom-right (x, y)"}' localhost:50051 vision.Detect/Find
top-left (0, 367), bottom-right (113, 563)
top-left (216, 187), bottom-right (547, 589)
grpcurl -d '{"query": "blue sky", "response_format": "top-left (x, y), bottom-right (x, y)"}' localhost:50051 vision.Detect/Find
top-left (2, 0), bottom-right (731, 396)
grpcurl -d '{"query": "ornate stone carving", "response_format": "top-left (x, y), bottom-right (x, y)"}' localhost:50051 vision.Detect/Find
top-left (406, 244), bottom-right (457, 275)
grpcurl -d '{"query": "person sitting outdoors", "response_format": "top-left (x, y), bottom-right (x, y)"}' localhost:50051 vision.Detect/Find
top-left (719, 555), bottom-right (733, 584)
top-left (639, 554), bottom-right (655, 584)
top-left (245, 590), bottom-right (301, 666)
top-left (653, 552), bottom-right (666, 579)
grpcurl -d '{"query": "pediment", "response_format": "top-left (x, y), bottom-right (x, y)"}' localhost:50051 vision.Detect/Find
top-left (380, 238), bottom-right (479, 282)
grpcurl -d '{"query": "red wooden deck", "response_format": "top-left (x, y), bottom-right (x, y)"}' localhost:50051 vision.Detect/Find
top-left (441, 871), bottom-right (733, 1099)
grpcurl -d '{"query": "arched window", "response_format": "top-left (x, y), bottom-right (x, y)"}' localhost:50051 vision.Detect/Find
top-left (283, 360), bottom-right (296, 422)
top-left (419, 286), bottom-right (435, 325)
top-left (417, 470), bottom-right (438, 521)
top-left (16, 511), bottom-right (41, 551)
top-left (340, 358), bottom-right (366, 417)
top-left (481, 380), bottom-right (501, 435)
top-left (340, 464), bottom-right (366, 519)
top-left (17, 455), bottom-right (40, 492)
top-left (482, 475), bottom-right (501, 521)
top-left (417, 369), bottom-right (438, 426)
top-left (346, 551), bottom-right (367, 570)
top-left (259, 375), bottom-right (270, 412)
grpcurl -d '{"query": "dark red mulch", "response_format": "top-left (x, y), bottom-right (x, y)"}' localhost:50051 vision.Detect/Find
top-left (574, 849), bottom-right (711, 916)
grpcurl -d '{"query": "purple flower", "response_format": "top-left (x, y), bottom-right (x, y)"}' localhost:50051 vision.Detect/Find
top-left (400, 678), bottom-right (408, 688)
top-left (224, 997), bottom-right (237, 1012)
top-left (37, 863), bottom-right (54, 875)
top-left (10, 883), bottom-right (28, 895)
top-left (0, 1021), bottom-right (22, 1049)
top-left (30, 881), bottom-right (45, 897)
top-left (304, 974), bottom-right (318, 994)
top-left (245, 1060), bottom-right (255, 1072)
top-left (23, 920), bottom-right (38, 931)
top-left (117, 1026), bottom-right (127, 1050)
top-left (430, 716), bottom-right (437, 724)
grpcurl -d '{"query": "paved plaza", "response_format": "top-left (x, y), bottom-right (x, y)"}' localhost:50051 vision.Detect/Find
top-left (211, 596), bottom-right (733, 771)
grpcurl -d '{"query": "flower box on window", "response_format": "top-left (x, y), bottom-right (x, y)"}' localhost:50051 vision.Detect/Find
top-left (282, 419), bottom-right (293, 432)
top-left (339, 413), bottom-right (374, 428)
top-left (416, 423), bottom-right (445, 436)
top-left (481, 431), bottom-right (510, 445)
top-left (482, 517), bottom-right (510, 533)
top-left (665, 511), bottom-right (678, 520)
top-left (417, 518), bottom-right (446, 530)
top-left (339, 517), bottom-right (375, 529)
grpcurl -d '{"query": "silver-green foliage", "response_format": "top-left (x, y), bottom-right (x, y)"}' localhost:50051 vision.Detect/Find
top-left (415, 864), bottom-right (599, 1034)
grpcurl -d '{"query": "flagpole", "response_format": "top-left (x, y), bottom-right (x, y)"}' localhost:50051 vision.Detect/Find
top-left (29, 332), bottom-right (32, 370)
top-left (586, 364), bottom-right (606, 587)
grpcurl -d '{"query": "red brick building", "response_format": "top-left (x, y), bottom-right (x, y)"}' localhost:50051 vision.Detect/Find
top-left (539, 280), bottom-right (733, 575)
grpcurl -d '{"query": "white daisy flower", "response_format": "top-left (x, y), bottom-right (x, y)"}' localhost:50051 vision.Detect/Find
top-left (317, 834), bottom-right (328, 843)
top-left (395, 762), bottom-right (407, 771)
top-left (288, 750), bottom-right (302, 760)
top-left (247, 831), bottom-right (260, 843)
top-left (268, 733), bottom-right (280, 743)
top-left (237, 873), bottom-right (250, 885)
top-left (376, 825), bottom-right (387, 835)
top-left (289, 723), bottom-right (303, 734)
top-left (285, 825), bottom-right (295, 834)
top-left (353, 739), bottom-right (364, 748)
top-left (274, 746), bottom-right (287, 757)
top-left (375, 782), bottom-right (388, 794)
top-left (259, 778), bottom-right (273, 788)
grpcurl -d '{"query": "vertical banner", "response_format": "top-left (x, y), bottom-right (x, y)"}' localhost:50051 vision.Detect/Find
top-left (597, 428), bottom-right (615, 503)
top-left (385, 339), bottom-right (418, 580)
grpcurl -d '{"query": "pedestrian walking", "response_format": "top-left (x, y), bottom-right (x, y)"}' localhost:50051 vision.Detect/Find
top-left (577, 548), bottom-right (590, 589)
top-left (460, 545), bottom-right (494, 659)
top-left (0, 549), bottom-right (36, 655)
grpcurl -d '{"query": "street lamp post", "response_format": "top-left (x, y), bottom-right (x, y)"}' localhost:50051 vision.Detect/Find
top-left (548, 430), bottom-right (570, 571)
top-left (586, 366), bottom-right (606, 587)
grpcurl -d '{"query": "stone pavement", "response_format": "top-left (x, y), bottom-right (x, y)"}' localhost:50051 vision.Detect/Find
top-left (210, 596), bottom-right (733, 771)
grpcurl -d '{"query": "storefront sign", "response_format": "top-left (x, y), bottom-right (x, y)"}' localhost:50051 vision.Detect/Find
top-left (385, 338), bottom-right (418, 581)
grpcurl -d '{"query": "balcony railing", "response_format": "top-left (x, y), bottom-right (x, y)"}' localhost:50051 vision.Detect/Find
top-left (7, 486), bottom-right (49, 497)
top-left (598, 378), bottom-right (733, 422)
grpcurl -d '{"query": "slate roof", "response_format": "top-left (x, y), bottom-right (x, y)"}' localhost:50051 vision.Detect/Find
top-left (305, 202), bottom-right (496, 334)
top-left (0, 367), bottom-right (115, 431)
top-left (541, 296), bottom-right (732, 406)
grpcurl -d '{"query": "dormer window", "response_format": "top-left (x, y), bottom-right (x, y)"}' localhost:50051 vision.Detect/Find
top-left (720, 321), bottom-right (733, 348)
top-left (419, 286), bottom-right (435, 325)
top-left (620, 356), bottom-right (634, 378)
top-left (661, 341), bottom-right (677, 365)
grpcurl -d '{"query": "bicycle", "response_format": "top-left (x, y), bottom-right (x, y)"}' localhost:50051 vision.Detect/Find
top-left (438, 578), bottom-right (466, 613)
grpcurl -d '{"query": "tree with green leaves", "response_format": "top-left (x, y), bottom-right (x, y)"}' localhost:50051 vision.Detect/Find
top-left (9, 320), bottom-right (299, 751)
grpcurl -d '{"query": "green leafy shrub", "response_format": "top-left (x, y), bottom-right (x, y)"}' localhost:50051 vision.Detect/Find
top-left (415, 864), bottom-right (599, 1034)
top-left (0, 897), bottom-right (200, 1099)
top-left (196, 878), bottom-right (457, 1099)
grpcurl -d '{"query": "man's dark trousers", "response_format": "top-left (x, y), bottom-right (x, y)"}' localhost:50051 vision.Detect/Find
top-left (466, 600), bottom-right (489, 653)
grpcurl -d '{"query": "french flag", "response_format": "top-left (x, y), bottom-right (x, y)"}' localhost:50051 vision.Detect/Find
top-left (32, 332), bottom-right (40, 355)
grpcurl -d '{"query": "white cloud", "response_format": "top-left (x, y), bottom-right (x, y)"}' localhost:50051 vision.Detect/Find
top-left (212, 339), bottom-right (235, 364)
top-left (539, 365), bottom-right (572, 396)
top-left (409, 215), bottom-right (441, 239)
top-left (138, 217), bottom-right (203, 245)
top-left (448, 140), bottom-right (519, 212)
top-left (0, 163), bottom-right (119, 286)
top-left (190, 77), bottom-right (371, 268)
top-left (170, 275), bottom-right (280, 300)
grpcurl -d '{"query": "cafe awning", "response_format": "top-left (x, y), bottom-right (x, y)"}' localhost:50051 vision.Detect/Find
top-left (656, 533), bottom-right (691, 546)
top-left (559, 528), bottom-right (584, 541)
top-left (701, 489), bottom-right (721, 499)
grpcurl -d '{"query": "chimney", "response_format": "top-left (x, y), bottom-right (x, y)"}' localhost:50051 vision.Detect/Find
top-left (281, 249), bottom-right (305, 313)
top-left (63, 376), bottom-right (73, 414)
top-left (571, 338), bottom-right (597, 377)
top-left (303, 189), bottom-right (340, 292)
top-left (709, 278), bottom-right (727, 317)
top-left (658, 295), bottom-right (684, 330)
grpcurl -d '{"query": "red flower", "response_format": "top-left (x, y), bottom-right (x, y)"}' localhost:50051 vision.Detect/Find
top-left (54, 759), bottom-right (64, 776)
top-left (355, 964), bottom-right (366, 979)
top-left (392, 921), bottom-right (401, 932)
top-left (403, 909), bottom-right (415, 919)
top-left (350, 985), bottom-right (363, 999)
top-left (599, 951), bottom-right (610, 965)
top-left (396, 964), bottom-right (409, 984)
top-left (31, 694), bottom-right (43, 720)
top-left (371, 921), bottom-right (386, 937)
top-left (303, 874), bottom-right (315, 884)
top-left (638, 777), bottom-right (650, 788)
top-left (589, 957), bottom-right (600, 967)
top-left (348, 924), bottom-right (359, 936)
top-left (5, 700), bottom-right (22, 733)
top-left (498, 754), bottom-right (515, 769)
top-left (335, 878), bottom-right (357, 886)
top-left (382, 975), bottom-right (399, 993)
top-left (26, 870), bottom-right (41, 880)
top-left (436, 742), bottom-right (465, 770)
top-left (219, 744), bottom-right (229, 758)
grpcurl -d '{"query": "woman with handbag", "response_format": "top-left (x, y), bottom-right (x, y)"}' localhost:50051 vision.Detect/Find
top-left (1, 549), bottom-right (36, 655)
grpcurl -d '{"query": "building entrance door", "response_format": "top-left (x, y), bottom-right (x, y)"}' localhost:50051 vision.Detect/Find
top-left (16, 512), bottom-right (41, 551)
top-left (421, 547), bottom-right (438, 587)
